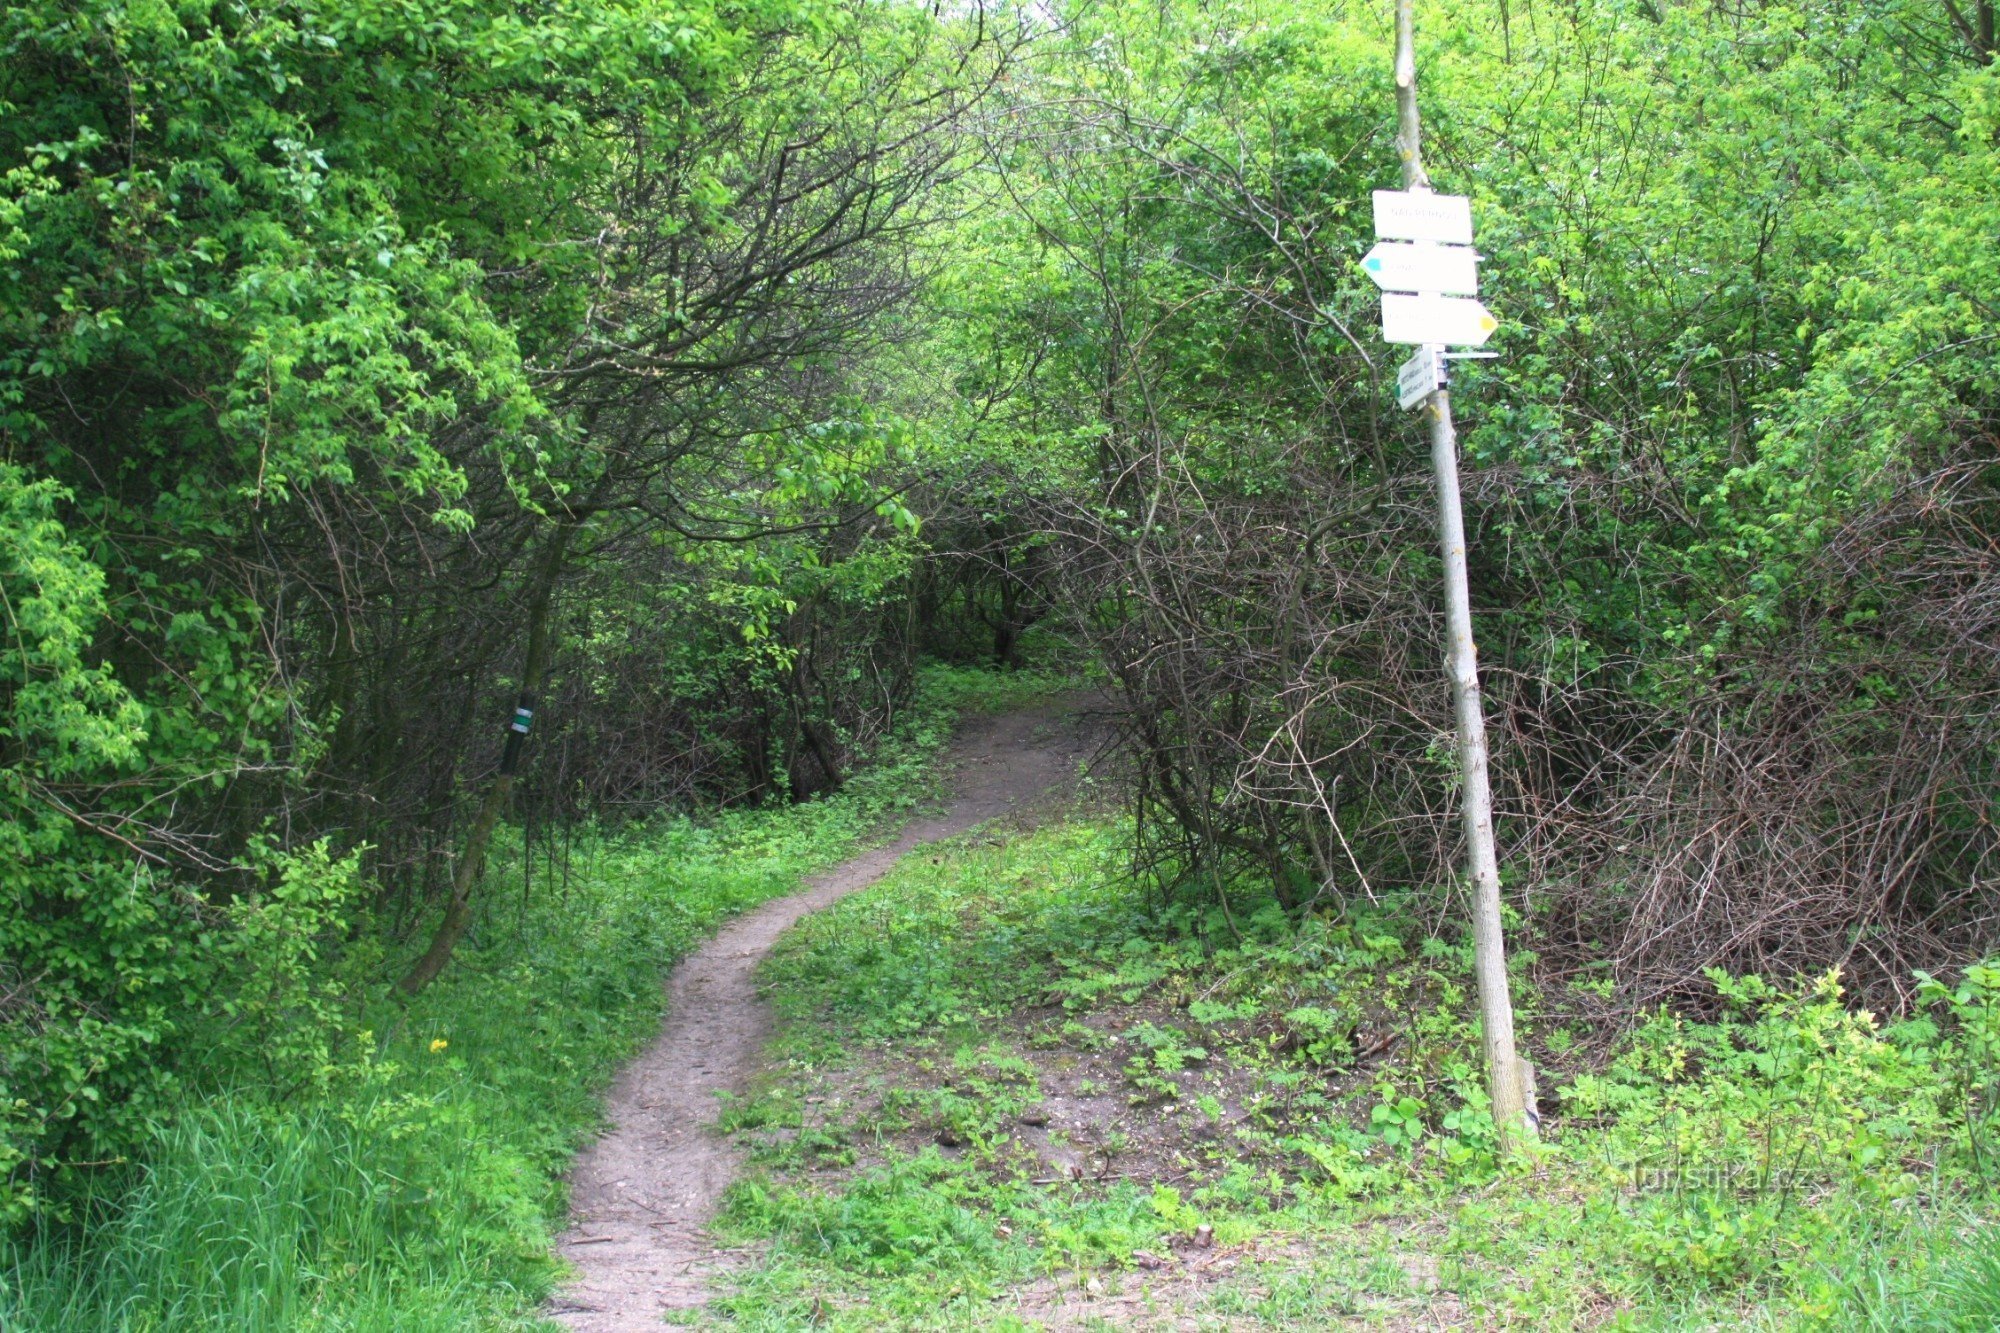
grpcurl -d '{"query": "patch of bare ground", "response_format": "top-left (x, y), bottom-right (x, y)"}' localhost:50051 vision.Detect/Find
top-left (738, 983), bottom-right (1405, 1207)
top-left (989, 1233), bottom-right (1476, 1331)
top-left (722, 909), bottom-right (1525, 1328)
top-left (546, 699), bottom-right (1107, 1331)
top-left (982, 1221), bottom-right (1637, 1331)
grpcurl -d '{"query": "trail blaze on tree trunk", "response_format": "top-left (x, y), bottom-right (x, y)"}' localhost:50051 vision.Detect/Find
top-left (396, 523), bottom-right (575, 998)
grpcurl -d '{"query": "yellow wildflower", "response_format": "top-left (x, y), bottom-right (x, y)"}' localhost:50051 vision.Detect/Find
top-left (429, 1038), bottom-right (449, 1054)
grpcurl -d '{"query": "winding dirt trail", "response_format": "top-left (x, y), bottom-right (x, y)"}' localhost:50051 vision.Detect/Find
top-left (548, 702), bottom-right (1099, 1330)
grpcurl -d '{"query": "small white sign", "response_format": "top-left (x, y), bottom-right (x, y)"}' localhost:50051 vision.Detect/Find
top-left (1380, 293), bottom-right (1498, 346)
top-left (1372, 190), bottom-right (1474, 245)
top-left (1396, 346), bottom-right (1447, 409)
top-left (1361, 241), bottom-right (1478, 296)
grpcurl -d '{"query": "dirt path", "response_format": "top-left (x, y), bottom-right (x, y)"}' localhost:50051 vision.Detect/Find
top-left (547, 701), bottom-right (1100, 1330)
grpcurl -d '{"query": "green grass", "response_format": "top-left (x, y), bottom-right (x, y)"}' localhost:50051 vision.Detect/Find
top-left (0, 1096), bottom-right (542, 1330)
top-left (15, 667), bottom-right (1993, 1331)
top-left (1812, 1211), bottom-right (2000, 1331)
top-left (710, 816), bottom-right (2000, 1330)
top-left (0, 664), bottom-right (1071, 1332)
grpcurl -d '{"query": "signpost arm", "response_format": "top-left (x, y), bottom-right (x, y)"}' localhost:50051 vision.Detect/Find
top-left (1394, 0), bottom-right (1533, 1152)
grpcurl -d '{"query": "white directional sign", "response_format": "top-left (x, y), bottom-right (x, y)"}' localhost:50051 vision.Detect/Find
top-left (1396, 346), bottom-right (1448, 410)
top-left (1361, 241), bottom-right (1479, 296)
top-left (1372, 190), bottom-right (1474, 245)
top-left (1380, 292), bottom-right (1499, 347)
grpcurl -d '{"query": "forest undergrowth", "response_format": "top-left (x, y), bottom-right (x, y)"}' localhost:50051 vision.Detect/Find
top-left (0, 667), bottom-right (1066, 1332)
top-left (8, 0), bottom-right (2000, 1326)
top-left (709, 816), bottom-right (2000, 1330)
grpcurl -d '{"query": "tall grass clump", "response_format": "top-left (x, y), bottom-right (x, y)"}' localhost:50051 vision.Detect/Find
top-left (1, 666), bottom-right (1068, 1330)
top-left (3, 1094), bottom-right (528, 1331)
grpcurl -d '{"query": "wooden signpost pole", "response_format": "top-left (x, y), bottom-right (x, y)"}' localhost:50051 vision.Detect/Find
top-left (1390, 0), bottom-right (1533, 1152)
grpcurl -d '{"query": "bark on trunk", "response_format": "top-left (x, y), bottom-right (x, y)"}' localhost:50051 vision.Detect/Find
top-left (395, 522), bottom-right (574, 997)
top-left (1393, 0), bottom-right (1532, 1152)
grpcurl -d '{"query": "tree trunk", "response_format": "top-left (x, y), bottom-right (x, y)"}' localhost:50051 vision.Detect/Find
top-left (395, 521), bottom-right (575, 997)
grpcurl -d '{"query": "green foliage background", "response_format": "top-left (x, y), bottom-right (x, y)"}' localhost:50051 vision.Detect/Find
top-left (3, 0), bottom-right (1999, 1323)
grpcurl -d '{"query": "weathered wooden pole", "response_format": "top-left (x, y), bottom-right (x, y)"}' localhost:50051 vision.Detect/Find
top-left (1392, 0), bottom-right (1533, 1151)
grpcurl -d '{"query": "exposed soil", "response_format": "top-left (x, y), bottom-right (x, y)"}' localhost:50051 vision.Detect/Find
top-left (754, 995), bottom-right (1270, 1201)
top-left (547, 700), bottom-right (1104, 1330)
top-left (991, 1232), bottom-right (1469, 1331)
top-left (746, 949), bottom-right (1406, 1213)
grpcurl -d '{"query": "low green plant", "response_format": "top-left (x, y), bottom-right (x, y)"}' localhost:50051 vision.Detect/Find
top-left (2, 665), bottom-right (1052, 1329)
top-left (1370, 1094), bottom-right (1427, 1153)
top-left (718, 811), bottom-right (2000, 1329)
top-left (1567, 969), bottom-right (1959, 1210)
top-left (720, 1151), bottom-right (1015, 1280)
top-left (1914, 959), bottom-right (2000, 1185)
